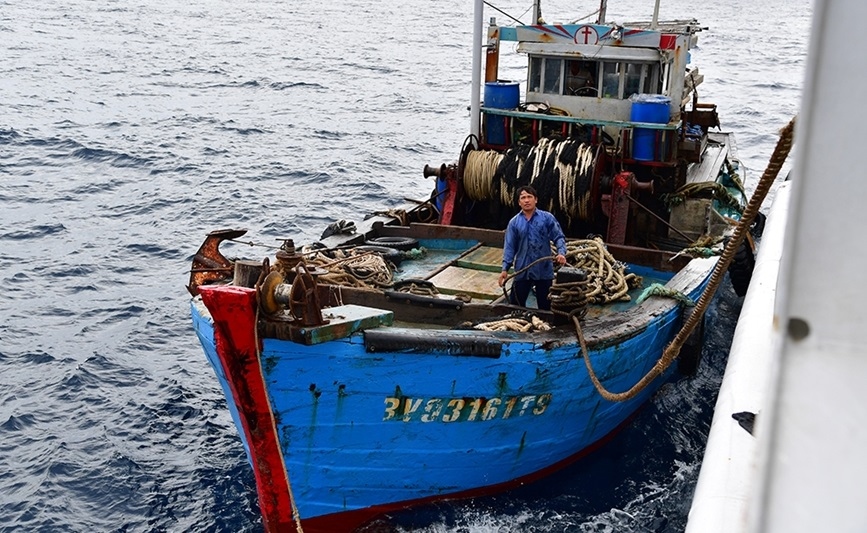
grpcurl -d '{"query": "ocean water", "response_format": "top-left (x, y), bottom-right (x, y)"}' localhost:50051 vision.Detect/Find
top-left (1, 0), bottom-right (811, 531)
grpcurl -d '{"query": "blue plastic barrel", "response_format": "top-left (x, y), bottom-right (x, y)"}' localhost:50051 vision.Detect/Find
top-left (630, 94), bottom-right (671, 161)
top-left (484, 81), bottom-right (520, 145)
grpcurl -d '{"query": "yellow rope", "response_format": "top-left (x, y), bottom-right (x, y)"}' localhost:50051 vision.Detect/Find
top-left (464, 150), bottom-right (502, 201)
top-left (564, 238), bottom-right (641, 304)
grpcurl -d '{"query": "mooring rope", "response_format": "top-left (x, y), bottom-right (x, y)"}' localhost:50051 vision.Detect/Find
top-left (499, 255), bottom-right (557, 302)
top-left (395, 281), bottom-right (439, 297)
top-left (635, 283), bottom-right (694, 306)
top-left (500, 238), bottom-right (639, 310)
top-left (575, 117), bottom-right (796, 402)
top-left (549, 277), bottom-right (590, 320)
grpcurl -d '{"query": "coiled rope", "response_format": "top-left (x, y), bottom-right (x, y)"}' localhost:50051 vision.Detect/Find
top-left (575, 117), bottom-right (796, 402)
top-left (306, 250), bottom-right (394, 289)
top-left (565, 238), bottom-right (642, 304)
top-left (463, 139), bottom-right (597, 224)
top-left (497, 237), bottom-right (641, 322)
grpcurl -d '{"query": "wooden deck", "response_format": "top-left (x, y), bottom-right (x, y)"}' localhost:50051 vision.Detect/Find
top-left (427, 245), bottom-right (504, 301)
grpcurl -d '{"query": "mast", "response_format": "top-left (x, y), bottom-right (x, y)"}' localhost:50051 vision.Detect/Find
top-left (598, 0), bottom-right (607, 24)
top-left (651, 0), bottom-right (660, 29)
top-left (532, 0), bottom-right (542, 24)
top-left (470, 0), bottom-right (483, 138)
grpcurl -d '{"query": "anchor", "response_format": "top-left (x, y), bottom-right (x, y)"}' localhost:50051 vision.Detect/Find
top-left (187, 228), bottom-right (248, 296)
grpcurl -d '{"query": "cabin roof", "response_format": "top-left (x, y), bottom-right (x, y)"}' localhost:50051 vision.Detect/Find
top-left (499, 20), bottom-right (702, 52)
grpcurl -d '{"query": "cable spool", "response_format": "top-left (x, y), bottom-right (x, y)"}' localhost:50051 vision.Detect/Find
top-left (259, 270), bottom-right (286, 315)
top-left (461, 139), bottom-right (603, 224)
top-left (457, 134), bottom-right (480, 184)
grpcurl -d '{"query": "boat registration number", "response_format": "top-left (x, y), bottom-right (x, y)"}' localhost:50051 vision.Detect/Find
top-left (383, 394), bottom-right (552, 423)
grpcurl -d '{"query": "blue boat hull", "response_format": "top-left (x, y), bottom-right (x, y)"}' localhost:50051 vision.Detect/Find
top-left (191, 255), bottom-right (715, 530)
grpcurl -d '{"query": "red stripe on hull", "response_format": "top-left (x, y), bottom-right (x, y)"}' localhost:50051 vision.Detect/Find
top-left (198, 286), bottom-right (296, 532)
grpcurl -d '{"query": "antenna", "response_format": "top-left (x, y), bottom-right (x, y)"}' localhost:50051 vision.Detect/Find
top-left (532, 0), bottom-right (542, 24)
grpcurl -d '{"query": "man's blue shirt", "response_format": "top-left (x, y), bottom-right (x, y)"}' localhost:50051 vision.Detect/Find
top-left (502, 209), bottom-right (567, 280)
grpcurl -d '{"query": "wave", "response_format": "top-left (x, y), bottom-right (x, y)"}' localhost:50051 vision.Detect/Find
top-left (0, 223), bottom-right (67, 241)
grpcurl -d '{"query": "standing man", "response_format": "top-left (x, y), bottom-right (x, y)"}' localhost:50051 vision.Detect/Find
top-left (498, 186), bottom-right (567, 310)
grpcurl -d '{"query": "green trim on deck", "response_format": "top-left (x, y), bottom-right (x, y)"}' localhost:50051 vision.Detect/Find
top-left (481, 106), bottom-right (680, 130)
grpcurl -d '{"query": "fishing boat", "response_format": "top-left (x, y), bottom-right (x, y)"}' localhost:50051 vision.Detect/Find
top-left (188, 1), bottom-right (754, 531)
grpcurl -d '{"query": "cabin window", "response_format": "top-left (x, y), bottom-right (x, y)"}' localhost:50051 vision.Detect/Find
top-left (600, 61), bottom-right (663, 99)
top-left (601, 61), bottom-right (620, 98)
top-left (528, 56), bottom-right (663, 98)
top-left (543, 58), bottom-right (562, 94)
top-left (565, 60), bottom-right (599, 96)
top-left (529, 57), bottom-right (543, 92)
top-left (624, 63), bottom-right (657, 98)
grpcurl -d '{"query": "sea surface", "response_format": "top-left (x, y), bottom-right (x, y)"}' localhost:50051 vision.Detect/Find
top-left (1, 0), bottom-right (811, 531)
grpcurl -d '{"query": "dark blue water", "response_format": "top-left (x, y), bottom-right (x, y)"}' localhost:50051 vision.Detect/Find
top-left (1, 0), bottom-right (810, 531)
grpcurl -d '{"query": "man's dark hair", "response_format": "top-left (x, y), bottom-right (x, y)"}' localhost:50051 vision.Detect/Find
top-left (516, 185), bottom-right (537, 199)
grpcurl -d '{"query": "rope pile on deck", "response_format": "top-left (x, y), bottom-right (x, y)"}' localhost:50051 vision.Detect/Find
top-left (563, 237), bottom-right (642, 304)
top-left (473, 315), bottom-right (552, 332)
top-left (304, 250), bottom-right (394, 289)
top-left (462, 312), bottom-right (553, 333)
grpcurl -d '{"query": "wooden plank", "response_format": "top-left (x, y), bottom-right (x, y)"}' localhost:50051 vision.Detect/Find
top-left (377, 223), bottom-right (505, 247)
top-left (428, 266), bottom-right (503, 300)
top-left (455, 245), bottom-right (504, 272)
top-left (684, 136), bottom-right (728, 184)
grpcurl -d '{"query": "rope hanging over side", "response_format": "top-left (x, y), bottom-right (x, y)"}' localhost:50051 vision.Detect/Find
top-left (576, 117), bottom-right (796, 402)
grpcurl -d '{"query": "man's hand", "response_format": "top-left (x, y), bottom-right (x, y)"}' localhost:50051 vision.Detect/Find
top-left (555, 253), bottom-right (567, 266)
top-left (498, 271), bottom-right (509, 287)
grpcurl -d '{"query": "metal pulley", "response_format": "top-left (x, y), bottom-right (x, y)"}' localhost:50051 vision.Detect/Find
top-left (257, 263), bottom-right (329, 328)
top-left (258, 271), bottom-right (291, 315)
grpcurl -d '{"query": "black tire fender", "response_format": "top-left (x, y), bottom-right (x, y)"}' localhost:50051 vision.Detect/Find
top-left (727, 239), bottom-right (756, 297)
top-left (353, 245), bottom-right (403, 266)
top-left (365, 236), bottom-right (419, 251)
